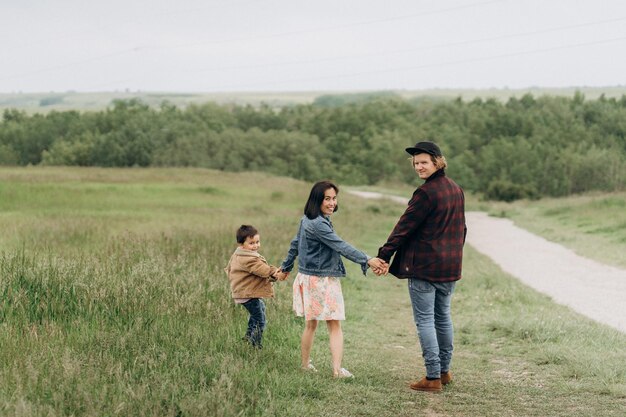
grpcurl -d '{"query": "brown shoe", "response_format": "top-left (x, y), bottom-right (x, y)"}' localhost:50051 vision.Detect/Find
top-left (410, 377), bottom-right (442, 392)
top-left (441, 371), bottom-right (452, 385)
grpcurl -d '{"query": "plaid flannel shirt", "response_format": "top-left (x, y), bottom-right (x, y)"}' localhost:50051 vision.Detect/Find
top-left (378, 169), bottom-right (467, 282)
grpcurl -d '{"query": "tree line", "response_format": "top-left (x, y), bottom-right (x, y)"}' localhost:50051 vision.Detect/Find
top-left (1, 92), bottom-right (625, 201)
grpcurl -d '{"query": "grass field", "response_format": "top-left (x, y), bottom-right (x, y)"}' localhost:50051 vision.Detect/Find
top-left (0, 167), bottom-right (624, 416)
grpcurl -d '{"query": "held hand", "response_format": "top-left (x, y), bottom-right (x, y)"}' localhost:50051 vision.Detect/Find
top-left (379, 259), bottom-right (389, 276)
top-left (377, 258), bottom-right (389, 276)
top-left (274, 269), bottom-right (289, 281)
top-left (368, 257), bottom-right (389, 276)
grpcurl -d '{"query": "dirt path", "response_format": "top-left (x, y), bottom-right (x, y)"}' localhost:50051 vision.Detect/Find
top-left (348, 190), bottom-right (626, 333)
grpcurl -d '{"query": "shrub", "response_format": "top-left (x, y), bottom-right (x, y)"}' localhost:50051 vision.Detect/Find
top-left (484, 179), bottom-right (539, 202)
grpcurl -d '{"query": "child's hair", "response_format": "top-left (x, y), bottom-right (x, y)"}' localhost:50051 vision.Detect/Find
top-left (236, 225), bottom-right (258, 244)
top-left (304, 180), bottom-right (339, 219)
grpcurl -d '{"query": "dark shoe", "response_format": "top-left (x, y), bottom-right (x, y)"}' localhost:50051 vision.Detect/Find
top-left (410, 377), bottom-right (442, 392)
top-left (441, 371), bottom-right (452, 385)
top-left (243, 336), bottom-right (262, 349)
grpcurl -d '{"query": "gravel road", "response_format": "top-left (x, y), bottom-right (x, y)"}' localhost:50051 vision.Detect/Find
top-left (349, 190), bottom-right (626, 333)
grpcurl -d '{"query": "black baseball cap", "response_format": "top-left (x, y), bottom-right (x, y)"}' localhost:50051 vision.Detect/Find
top-left (405, 141), bottom-right (442, 157)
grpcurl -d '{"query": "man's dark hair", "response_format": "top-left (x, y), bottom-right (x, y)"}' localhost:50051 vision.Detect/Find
top-left (236, 225), bottom-right (258, 244)
top-left (304, 181), bottom-right (339, 219)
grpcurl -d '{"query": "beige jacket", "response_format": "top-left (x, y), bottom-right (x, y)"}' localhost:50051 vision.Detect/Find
top-left (225, 247), bottom-right (278, 298)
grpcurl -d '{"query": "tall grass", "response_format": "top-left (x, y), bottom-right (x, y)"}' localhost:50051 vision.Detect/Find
top-left (0, 168), bottom-right (307, 415)
top-left (0, 167), bottom-right (624, 416)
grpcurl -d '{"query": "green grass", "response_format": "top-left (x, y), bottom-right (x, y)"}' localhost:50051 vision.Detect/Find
top-left (0, 167), bottom-right (624, 416)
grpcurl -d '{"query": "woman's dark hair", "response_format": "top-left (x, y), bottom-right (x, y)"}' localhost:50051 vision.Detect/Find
top-left (236, 225), bottom-right (258, 244)
top-left (304, 181), bottom-right (339, 219)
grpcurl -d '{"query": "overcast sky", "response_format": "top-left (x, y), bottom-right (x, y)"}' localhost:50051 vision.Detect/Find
top-left (2, 0), bottom-right (626, 93)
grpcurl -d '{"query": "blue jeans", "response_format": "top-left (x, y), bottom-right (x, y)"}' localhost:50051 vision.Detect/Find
top-left (242, 298), bottom-right (266, 348)
top-left (408, 279), bottom-right (456, 379)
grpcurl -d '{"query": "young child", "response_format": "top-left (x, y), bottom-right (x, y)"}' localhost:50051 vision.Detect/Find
top-left (225, 225), bottom-right (287, 349)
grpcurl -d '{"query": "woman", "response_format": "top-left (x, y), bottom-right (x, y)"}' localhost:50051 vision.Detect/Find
top-left (280, 180), bottom-right (386, 378)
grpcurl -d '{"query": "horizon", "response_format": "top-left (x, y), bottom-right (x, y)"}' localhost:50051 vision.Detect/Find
top-left (3, 84), bottom-right (626, 95)
top-left (3, 86), bottom-right (626, 114)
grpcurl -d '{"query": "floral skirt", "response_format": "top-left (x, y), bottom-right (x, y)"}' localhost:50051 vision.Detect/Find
top-left (293, 273), bottom-right (345, 321)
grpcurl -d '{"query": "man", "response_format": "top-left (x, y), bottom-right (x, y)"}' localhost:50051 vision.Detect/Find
top-left (377, 140), bottom-right (466, 392)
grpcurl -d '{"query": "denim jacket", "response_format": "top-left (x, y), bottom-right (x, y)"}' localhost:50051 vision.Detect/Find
top-left (281, 215), bottom-right (370, 277)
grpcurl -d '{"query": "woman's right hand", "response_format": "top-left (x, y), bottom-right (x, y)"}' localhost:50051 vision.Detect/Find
top-left (368, 257), bottom-right (388, 276)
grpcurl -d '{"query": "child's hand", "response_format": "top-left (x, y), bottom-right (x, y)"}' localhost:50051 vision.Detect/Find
top-left (275, 270), bottom-right (289, 281)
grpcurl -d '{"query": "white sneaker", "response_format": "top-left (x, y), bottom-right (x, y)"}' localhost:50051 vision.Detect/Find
top-left (334, 368), bottom-right (354, 379)
top-left (301, 361), bottom-right (318, 373)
